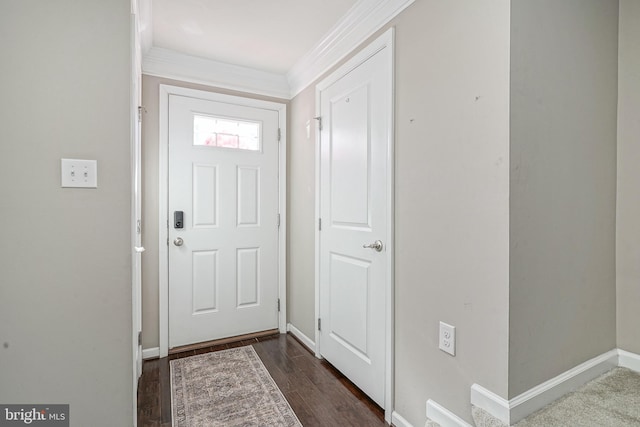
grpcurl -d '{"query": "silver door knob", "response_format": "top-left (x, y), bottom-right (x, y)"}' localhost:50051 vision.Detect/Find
top-left (363, 240), bottom-right (383, 252)
top-left (173, 237), bottom-right (184, 247)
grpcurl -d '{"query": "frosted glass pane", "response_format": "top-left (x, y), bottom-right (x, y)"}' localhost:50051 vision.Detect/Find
top-left (193, 114), bottom-right (260, 151)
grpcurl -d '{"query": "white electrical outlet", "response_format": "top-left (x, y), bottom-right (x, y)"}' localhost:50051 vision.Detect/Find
top-left (439, 321), bottom-right (456, 356)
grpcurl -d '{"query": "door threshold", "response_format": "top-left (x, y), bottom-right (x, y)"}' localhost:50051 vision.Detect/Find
top-left (169, 329), bottom-right (280, 354)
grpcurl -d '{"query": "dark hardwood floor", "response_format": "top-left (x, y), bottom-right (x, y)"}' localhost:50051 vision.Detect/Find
top-left (137, 333), bottom-right (390, 426)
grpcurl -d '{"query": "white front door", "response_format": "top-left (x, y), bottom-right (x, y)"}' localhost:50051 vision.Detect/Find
top-left (317, 32), bottom-right (393, 409)
top-left (168, 94), bottom-right (280, 349)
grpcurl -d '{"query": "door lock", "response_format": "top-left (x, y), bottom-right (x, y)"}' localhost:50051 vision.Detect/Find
top-left (363, 240), bottom-right (383, 252)
top-left (174, 211), bottom-right (184, 229)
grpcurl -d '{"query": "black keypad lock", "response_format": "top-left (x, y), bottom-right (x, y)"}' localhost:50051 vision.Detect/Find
top-left (174, 211), bottom-right (184, 229)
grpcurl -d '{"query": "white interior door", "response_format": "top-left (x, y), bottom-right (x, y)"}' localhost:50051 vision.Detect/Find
top-left (168, 94), bottom-right (280, 349)
top-left (318, 37), bottom-right (392, 408)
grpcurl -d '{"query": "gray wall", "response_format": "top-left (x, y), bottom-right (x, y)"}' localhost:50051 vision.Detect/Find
top-left (394, 2), bottom-right (511, 423)
top-left (509, 0), bottom-right (619, 397)
top-left (617, 0), bottom-right (640, 355)
top-left (140, 75), bottom-right (288, 349)
top-left (288, 1), bottom-right (512, 425)
top-left (0, 2), bottom-right (134, 426)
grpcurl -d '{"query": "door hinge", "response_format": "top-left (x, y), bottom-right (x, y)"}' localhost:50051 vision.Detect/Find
top-left (317, 318), bottom-right (322, 331)
top-left (277, 298), bottom-right (281, 312)
top-left (277, 213), bottom-right (281, 228)
top-left (277, 128), bottom-right (281, 142)
top-left (137, 331), bottom-right (142, 346)
top-left (318, 218), bottom-right (322, 231)
top-left (138, 106), bottom-right (144, 123)
top-left (314, 116), bottom-right (322, 131)
top-left (136, 219), bottom-right (141, 235)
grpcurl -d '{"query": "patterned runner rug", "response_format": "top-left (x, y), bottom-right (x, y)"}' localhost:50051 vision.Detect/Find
top-left (171, 345), bottom-right (302, 427)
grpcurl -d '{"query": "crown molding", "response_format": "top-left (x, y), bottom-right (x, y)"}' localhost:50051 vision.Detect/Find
top-left (142, 47), bottom-right (291, 99)
top-left (141, 0), bottom-right (414, 99)
top-left (287, 0), bottom-right (414, 98)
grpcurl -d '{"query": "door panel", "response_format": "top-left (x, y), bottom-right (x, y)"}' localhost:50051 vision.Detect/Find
top-left (168, 95), bottom-right (279, 348)
top-left (192, 164), bottom-right (218, 227)
top-left (330, 84), bottom-right (371, 228)
top-left (237, 247), bottom-right (260, 307)
top-left (319, 42), bottom-right (391, 408)
top-left (329, 253), bottom-right (370, 359)
top-left (237, 166), bottom-right (260, 226)
top-left (192, 250), bottom-right (217, 313)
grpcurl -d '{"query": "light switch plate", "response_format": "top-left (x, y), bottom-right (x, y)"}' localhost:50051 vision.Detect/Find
top-left (61, 159), bottom-right (97, 188)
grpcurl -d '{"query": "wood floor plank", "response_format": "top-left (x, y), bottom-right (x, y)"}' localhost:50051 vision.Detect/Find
top-left (158, 359), bottom-right (172, 424)
top-left (136, 333), bottom-right (389, 427)
top-left (282, 390), bottom-right (317, 426)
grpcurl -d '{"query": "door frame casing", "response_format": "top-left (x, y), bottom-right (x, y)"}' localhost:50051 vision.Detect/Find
top-left (314, 28), bottom-right (395, 423)
top-left (130, 1), bottom-right (142, 425)
top-left (158, 85), bottom-right (287, 358)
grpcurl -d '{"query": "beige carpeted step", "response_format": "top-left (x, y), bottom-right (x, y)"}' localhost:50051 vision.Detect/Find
top-left (512, 367), bottom-right (640, 427)
top-left (426, 367), bottom-right (640, 427)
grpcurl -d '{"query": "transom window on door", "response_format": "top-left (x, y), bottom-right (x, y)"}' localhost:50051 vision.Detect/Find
top-left (193, 114), bottom-right (261, 151)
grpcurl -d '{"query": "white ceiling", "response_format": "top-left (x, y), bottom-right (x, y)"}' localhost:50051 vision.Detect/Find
top-left (151, 0), bottom-right (359, 75)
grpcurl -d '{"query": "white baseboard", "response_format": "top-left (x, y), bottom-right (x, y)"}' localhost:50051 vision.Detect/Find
top-left (426, 400), bottom-right (473, 427)
top-left (286, 323), bottom-right (316, 353)
top-left (391, 411), bottom-right (414, 427)
top-left (470, 384), bottom-right (510, 424)
top-left (142, 347), bottom-right (160, 360)
top-left (472, 349), bottom-right (619, 425)
top-left (618, 349), bottom-right (640, 372)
